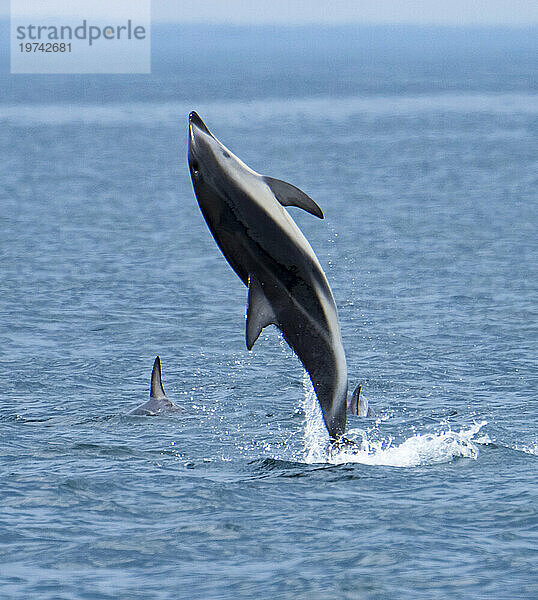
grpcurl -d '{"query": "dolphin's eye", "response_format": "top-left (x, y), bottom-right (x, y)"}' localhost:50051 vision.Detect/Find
top-left (191, 160), bottom-right (201, 178)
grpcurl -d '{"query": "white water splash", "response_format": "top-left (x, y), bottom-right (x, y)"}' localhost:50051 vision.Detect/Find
top-left (301, 373), bottom-right (486, 467)
top-left (301, 373), bottom-right (329, 463)
top-left (330, 421), bottom-right (486, 467)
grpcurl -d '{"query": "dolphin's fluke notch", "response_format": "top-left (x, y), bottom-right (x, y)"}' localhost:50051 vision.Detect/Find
top-left (263, 176), bottom-right (324, 219)
top-left (150, 356), bottom-right (166, 399)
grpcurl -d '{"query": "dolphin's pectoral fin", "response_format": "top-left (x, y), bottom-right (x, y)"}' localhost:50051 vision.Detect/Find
top-left (263, 176), bottom-right (324, 219)
top-left (150, 356), bottom-right (167, 399)
top-left (246, 275), bottom-right (277, 350)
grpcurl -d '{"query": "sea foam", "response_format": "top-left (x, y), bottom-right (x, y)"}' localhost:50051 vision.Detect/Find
top-left (301, 373), bottom-right (486, 467)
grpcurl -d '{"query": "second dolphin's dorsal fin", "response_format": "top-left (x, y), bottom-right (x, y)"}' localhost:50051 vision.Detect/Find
top-left (349, 384), bottom-right (374, 417)
top-left (150, 356), bottom-right (167, 399)
top-left (263, 176), bottom-right (324, 219)
top-left (246, 275), bottom-right (277, 350)
top-left (349, 384), bottom-right (361, 415)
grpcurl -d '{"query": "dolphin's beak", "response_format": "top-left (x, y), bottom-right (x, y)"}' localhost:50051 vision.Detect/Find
top-left (188, 112), bottom-right (196, 146)
top-left (189, 111), bottom-right (211, 137)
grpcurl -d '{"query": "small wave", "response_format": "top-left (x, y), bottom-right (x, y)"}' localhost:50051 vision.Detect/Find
top-left (0, 414), bottom-right (52, 424)
top-left (72, 442), bottom-right (137, 458)
top-left (513, 442), bottom-right (538, 456)
top-left (301, 373), bottom-right (486, 467)
top-left (248, 457), bottom-right (311, 479)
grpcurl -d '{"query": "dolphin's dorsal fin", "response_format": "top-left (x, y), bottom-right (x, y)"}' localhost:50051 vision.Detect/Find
top-left (263, 176), bottom-right (324, 219)
top-left (150, 356), bottom-right (167, 399)
top-left (350, 384), bottom-right (374, 417)
top-left (349, 384), bottom-right (361, 415)
top-left (246, 275), bottom-right (277, 350)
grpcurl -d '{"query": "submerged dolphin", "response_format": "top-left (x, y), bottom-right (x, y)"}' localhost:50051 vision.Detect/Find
top-left (188, 112), bottom-right (365, 440)
top-left (130, 356), bottom-right (179, 416)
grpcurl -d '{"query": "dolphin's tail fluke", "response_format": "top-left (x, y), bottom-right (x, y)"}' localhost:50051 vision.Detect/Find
top-left (349, 384), bottom-right (374, 417)
top-left (150, 356), bottom-right (167, 399)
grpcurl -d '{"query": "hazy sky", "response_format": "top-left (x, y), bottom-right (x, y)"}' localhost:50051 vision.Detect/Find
top-left (2, 0), bottom-right (538, 25)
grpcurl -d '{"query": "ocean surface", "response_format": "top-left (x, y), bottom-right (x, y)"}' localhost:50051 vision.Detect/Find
top-left (0, 25), bottom-right (537, 599)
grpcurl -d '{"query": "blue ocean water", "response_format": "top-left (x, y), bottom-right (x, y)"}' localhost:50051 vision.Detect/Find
top-left (0, 25), bottom-right (537, 599)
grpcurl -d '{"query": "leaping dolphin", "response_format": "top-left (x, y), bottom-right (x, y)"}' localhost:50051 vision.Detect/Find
top-left (188, 112), bottom-right (366, 440)
top-left (130, 356), bottom-right (179, 416)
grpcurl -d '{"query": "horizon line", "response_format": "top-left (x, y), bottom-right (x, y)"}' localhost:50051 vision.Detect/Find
top-left (1, 16), bottom-right (538, 27)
